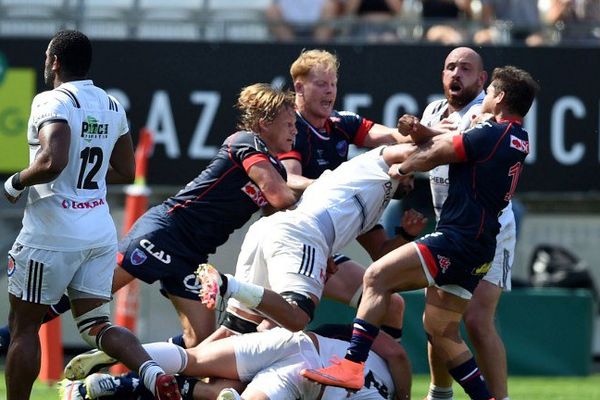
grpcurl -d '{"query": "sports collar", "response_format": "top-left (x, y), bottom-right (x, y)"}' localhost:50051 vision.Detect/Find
top-left (296, 111), bottom-right (330, 141)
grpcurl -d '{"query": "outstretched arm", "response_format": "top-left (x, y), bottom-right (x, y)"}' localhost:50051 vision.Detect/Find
top-left (394, 133), bottom-right (461, 175)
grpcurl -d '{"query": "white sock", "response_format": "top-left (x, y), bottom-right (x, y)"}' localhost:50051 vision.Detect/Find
top-left (142, 342), bottom-right (188, 374)
top-left (226, 274), bottom-right (264, 309)
top-left (427, 384), bottom-right (453, 400)
top-left (138, 360), bottom-right (165, 396)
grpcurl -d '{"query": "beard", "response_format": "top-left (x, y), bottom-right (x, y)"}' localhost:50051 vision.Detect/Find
top-left (43, 63), bottom-right (55, 88)
top-left (444, 82), bottom-right (481, 110)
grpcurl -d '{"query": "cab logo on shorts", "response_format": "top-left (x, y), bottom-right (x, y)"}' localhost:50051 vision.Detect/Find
top-left (7, 254), bottom-right (15, 277)
top-left (241, 181), bottom-right (267, 207)
top-left (130, 248), bottom-right (147, 266)
top-left (437, 255), bottom-right (451, 273)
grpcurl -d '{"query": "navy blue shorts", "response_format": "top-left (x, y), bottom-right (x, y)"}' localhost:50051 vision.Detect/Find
top-left (415, 231), bottom-right (493, 295)
top-left (118, 205), bottom-right (208, 301)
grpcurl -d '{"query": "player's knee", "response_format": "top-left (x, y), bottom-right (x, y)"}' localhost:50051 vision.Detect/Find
top-left (280, 291), bottom-right (315, 330)
top-left (74, 302), bottom-right (113, 349)
top-left (423, 312), bottom-right (460, 343)
top-left (363, 263), bottom-right (391, 294)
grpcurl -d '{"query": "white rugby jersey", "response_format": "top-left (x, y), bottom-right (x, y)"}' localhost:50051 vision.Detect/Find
top-left (17, 80), bottom-right (128, 250)
top-left (318, 335), bottom-right (395, 399)
top-left (296, 147), bottom-right (398, 254)
top-left (422, 91), bottom-right (514, 229)
top-left (422, 92), bottom-right (482, 220)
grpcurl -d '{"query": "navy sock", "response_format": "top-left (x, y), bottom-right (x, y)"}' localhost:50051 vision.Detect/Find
top-left (0, 325), bottom-right (11, 354)
top-left (168, 334), bottom-right (187, 349)
top-left (449, 357), bottom-right (492, 400)
top-left (345, 318), bottom-right (379, 363)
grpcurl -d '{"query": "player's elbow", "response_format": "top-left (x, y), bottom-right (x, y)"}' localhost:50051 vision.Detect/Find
top-left (38, 152), bottom-right (67, 179)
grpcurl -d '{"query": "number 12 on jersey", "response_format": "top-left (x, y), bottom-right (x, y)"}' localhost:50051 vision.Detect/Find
top-left (77, 146), bottom-right (103, 189)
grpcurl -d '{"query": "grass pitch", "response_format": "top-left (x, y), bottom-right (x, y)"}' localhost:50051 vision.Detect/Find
top-left (1, 372), bottom-right (599, 399)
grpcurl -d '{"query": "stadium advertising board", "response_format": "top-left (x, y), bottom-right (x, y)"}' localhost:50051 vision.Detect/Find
top-left (0, 39), bottom-right (598, 192)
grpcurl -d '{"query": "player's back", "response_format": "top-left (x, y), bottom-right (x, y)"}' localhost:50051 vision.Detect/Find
top-left (297, 147), bottom-right (397, 253)
top-left (18, 80), bottom-right (127, 251)
top-left (439, 118), bottom-right (529, 248)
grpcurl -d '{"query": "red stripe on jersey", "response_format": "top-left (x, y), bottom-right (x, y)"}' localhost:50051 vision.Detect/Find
top-left (452, 135), bottom-right (467, 162)
top-left (497, 117), bottom-right (522, 125)
top-left (167, 166), bottom-right (238, 214)
top-left (242, 154), bottom-right (269, 172)
top-left (278, 150), bottom-right (301, 162)
top-left (353, 119), bottom-right (375, 147)
top-left (479, 123), bottom-right (513, 163)
top-left (416, 243), bottom-right (439, 278)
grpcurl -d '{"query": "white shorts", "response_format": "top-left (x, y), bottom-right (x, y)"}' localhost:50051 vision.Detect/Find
top-left (7, 242), bottom-right (115, 305)
top-left (229, 212), bottom-right (328, 315)
top-left (482, 214), bottom-right (516, 291)
top-left (234, 327), bottom-right (323, 400)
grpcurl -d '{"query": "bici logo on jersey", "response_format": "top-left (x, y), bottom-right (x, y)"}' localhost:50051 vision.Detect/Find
top-left (81, 115), bottom-right (109, 142)
top-left (241, 182), bottom-right (268, 207)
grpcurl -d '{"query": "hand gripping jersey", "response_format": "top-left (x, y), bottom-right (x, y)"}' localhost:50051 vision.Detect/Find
top-left (421, 92), bottom-right (485, 221)
top-left (296, 147), bottom-right (398, 254)
top-left (278, 110), bottom-right (374, 178)
top-left (422, 92), bottom-right (515, 254)
top-left (162, 131), bottom-right (287, 255)
top-left (17, 80), bottom-right (128, 251)
top-left (439, 117), bottom-right (529, 258)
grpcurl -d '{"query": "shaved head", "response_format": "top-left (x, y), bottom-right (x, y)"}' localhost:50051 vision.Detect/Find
top-left (442, 47), bottom-right (487, 111)
top-left (444, 47), bottom-right (484, 71)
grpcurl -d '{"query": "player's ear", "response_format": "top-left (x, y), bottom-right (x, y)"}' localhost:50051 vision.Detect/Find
top-left (479, 70), bottom-right (488, 87)
top-left (495, 89), bottom-right (506, 105)
top-left (294, 79), bottom-right (304, 96)
top-left (257, 118), bottom-right (268, 133)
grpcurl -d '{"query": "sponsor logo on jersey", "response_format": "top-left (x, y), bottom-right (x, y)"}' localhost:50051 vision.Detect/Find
top-left (140, 239), bottom-right (171, 264)
top-left (241, 181), bottom-right (268, 207)
top-left (437, 255), bottom-right (451, 273)
top-left (316, 149), bottom-right (329, 166)
top-left (7, 254), bottom-right (15, 277)
top-left (183, 273), bottom-right (201, 294)
top-left (510, 135), bottom-right (529, 154)
top-left (61, 198), bottom-right (106, 209)
top-left (81, 115), bottom-right (109, 142)
top-left (130, 248), bottom-right (147, 266)
top-left (336, 140), bottom-right (348, 157)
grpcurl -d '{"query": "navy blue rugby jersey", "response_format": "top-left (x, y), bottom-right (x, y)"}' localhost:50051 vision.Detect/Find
top-left (163, 130), bottom-right (287, 254)
top-left (278, 110), bottom-right (374, 179)
top-left (437, 117), bottom-right (529, 251)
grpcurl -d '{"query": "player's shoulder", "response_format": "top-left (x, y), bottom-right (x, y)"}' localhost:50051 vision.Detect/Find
top-left (32, 89), bottom-right (67, 107)
top-left (229, 130), bottom-right (267, 151)
top-left (331, 109), bottom-right (362, 123)
top-left (423, 98), bottom-right (447, 117)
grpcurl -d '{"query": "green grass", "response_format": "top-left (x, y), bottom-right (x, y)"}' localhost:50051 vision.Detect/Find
top-left (1, 372), bottom-right (599, 399)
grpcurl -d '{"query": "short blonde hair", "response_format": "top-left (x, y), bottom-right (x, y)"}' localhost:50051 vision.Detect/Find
top-left (290, 49), bottom-right (339, 82)
top-left (236, 83), bottom-right (295, 132)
